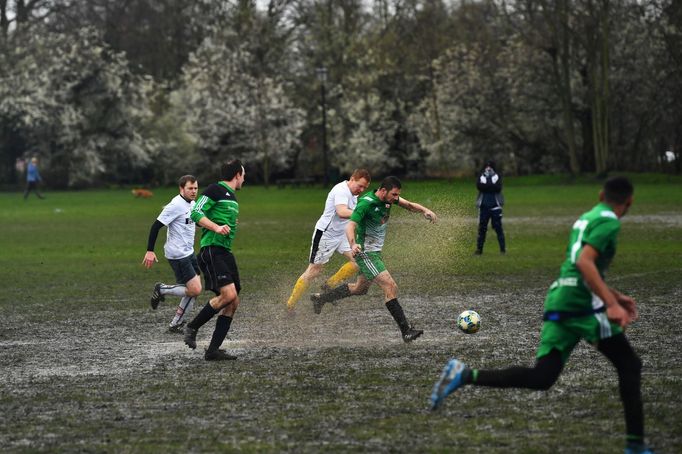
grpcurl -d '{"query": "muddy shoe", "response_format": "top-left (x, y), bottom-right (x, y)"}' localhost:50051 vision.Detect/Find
top-left (402, 326), bottom-right (424, 343)
top-left (150, 282), bottom-right (165, 309)
top-left (184, 326), bottom-right (198, 349)
top-left (168, 321), bottom-right (186, 334)
top-left (204, 348), bottom-right (237, 361)
top-left (311, 293), bottom-right (325, 314)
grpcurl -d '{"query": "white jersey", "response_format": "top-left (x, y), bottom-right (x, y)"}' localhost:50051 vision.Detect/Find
top-left (314, 181), bottom-right (357, 236)
top-left (157, 194), bottom-right (196, 260)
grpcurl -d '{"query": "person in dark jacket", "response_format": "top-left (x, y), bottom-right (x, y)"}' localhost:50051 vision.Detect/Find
top-left (475, 160), bottom-right (505, 254)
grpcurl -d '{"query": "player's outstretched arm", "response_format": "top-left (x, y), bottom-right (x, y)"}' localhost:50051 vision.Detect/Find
top-left (576, 245), bottom-right (630, 327)
top-left (397, 197), bottom-right (437, 223)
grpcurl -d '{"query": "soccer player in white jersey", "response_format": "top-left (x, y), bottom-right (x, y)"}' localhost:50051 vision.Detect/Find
top-left (142, 175), bottom-right (202, 333)
top-left (285, 169), bottom-right (371, 313)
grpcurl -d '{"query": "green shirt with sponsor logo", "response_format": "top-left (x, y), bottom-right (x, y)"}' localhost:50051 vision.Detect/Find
top-left (190, 181), bottom-right (239, 251)
top-left (544, 202), bottom-right (621, 312)
top-left (350, 191), bottom-right (395, 252)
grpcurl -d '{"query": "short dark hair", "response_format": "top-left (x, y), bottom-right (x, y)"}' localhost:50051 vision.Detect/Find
top-left (221, 159), bottom-right (244, 181)
top-left (603, 176), bottom-right (634, 204)
top-left (178, 175), bottom-right (197, 188)
top-left (379, 176), bottom-right (401, 191)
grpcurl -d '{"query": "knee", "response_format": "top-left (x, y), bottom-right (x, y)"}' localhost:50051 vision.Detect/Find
top-left (186, 285), bottom-right (202, 297)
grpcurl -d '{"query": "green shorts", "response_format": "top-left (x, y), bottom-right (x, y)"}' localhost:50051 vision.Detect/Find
top-left (355, 251), bottom-right (386, 280)
top-left (536, 312), bottom-right (623, 363)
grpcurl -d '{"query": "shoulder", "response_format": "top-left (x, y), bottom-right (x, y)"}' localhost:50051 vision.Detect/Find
top-left (202, 183), bottom-right (233, 201)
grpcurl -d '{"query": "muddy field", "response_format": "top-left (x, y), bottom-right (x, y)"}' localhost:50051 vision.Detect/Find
top-left (2, 281), bottom-right (680, 453)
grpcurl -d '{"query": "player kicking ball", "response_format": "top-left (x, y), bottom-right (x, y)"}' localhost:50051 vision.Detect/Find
top-left (310, 176), bottom-right (437, 343)
top-left (430, 177), bottom-right (654, 454)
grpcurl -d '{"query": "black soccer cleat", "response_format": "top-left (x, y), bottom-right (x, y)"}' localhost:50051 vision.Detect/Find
top-left (168, 321), bottom-right (186, 334)
top-left (150, 282), bottom-right (165, 309)
top-left (184, 326), bottom-right (198, 349)
top-left (311, 293), bottom-right (325, 314)
top-left (204, 348), bottom-right (237, 361)
top-left (402, 326), bottom-right (424, 343)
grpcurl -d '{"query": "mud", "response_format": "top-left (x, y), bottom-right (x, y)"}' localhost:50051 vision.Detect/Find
top-left (1, 284), bottom-right (679, 452)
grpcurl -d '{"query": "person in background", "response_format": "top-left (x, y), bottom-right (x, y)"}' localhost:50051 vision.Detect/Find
top-left (475, 160), bottom-right (505, 254)
top-left (24, 157), bottom-right (45, 200)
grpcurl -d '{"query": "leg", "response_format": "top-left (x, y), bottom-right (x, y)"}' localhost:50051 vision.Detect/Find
top-left (287, 263), bottom-right (324, 310)
top-left (374, 271), bottom-right (422, 342)
top-left (323, 255), bottom-right (358, 290)
top-left (597, 334), bottom-right (645, 448)
top-left (476, 207), bottom-right (491, 253)
top-left (490, 208), bottom-right (506, 253)
top-left (430, 350), bottom-right (564, 410)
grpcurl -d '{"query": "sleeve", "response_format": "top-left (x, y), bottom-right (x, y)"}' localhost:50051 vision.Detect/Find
top-left (191, 185), bottom-right (219, 223)
top-left (333, 187), bottom-right (350, 207)
top-left (583, 218), bottom-right (620, 254)
top-left (146, 219), bottom-right (165, 252)
top-left (350, 200), bottom-right (368, 224)
top-left (157, 201), bottom-right (183, 226)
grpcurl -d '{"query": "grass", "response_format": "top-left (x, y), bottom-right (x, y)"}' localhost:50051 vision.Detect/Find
top-left (1, 176), bottom-right (681, 452)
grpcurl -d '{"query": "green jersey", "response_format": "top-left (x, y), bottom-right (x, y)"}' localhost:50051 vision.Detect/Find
top-left (191, 181), bottom-right (239, 251)
top-left (544, 202), bottom-right (621, 312)
top-left (350, 191), bottom-right (395, 252)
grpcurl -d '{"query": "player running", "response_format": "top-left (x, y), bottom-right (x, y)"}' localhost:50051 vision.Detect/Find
top-left (430, 177), bottom-right (653, 454)
top-left (143, 175), bottom-right (201, 333)
top-left (310, 176), bottom-right (437, 343)
top-left (183, 160), bottom-right (245, 361)
top-left (285, 169), bottom-right (371, 314)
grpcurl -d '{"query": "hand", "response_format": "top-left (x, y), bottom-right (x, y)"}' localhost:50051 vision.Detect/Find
top-left (214, 224), bottom-right (231, 235)
top-left (142, 251), bottom-right (158, 269)
top-left (606, 303), bottom-right (630, 328)
top-left (616, 293), bottom-right (638, 322)
top-left (350, 243), bottom-right (362, 257)
top-left (479, 175), bottom-right (487, 184)
top-left (423, 210), bottom-right (437, 223)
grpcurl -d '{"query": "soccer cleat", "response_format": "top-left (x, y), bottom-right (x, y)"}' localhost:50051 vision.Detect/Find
top-left (168, 321), bottom-right (186, 334)
top-left (430, 358), bottom-right (468, 411)
top-left (402, 327), bottom-right (424, 343)
top-left (150, 282), bottom-right (165, 309)
top-left (183, 326), bottom-right (198, 349)
top-left (204, 348), bottom-right (237, 361)
top-left (474, 249), bottom-right (482, 255)
top-left (311, 293), bottom-right (325, 314)
top-left (624, 443), bottom-right (654, 454)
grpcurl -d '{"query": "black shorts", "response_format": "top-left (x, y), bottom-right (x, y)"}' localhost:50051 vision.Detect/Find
top-left (197, 246), bottom-right (241, 295)
top-left (168, 254), bottom-right (200, 285)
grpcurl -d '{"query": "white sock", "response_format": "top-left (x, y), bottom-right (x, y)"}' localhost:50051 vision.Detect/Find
top-left (160, 284), bottom-right (187, 297)
top-left (170, 296), bottom-right (195, 326)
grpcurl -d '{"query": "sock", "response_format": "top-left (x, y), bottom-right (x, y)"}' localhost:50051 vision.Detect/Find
top-left (385, 298), bottom-right (410, 334)
top-left (208, 315), bottom-right (233, 351)
top-left (286, 278), bottom-right (309, 310)
top-left (160, 284), bottom-right (187, 297)
top-left (188, 302), bottom-right (219, 330)
top-left (325, 262), bottom-right (357, 288)
top-left (469, 369), bottom-right (478, 384)
top-left (319, 283), bottom-right (351, 303)
top-left (170, 296), bottom-right (195, 326)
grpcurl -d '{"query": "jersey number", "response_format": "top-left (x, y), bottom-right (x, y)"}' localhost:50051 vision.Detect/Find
top-left (570, 219), bottom-right (589, 263)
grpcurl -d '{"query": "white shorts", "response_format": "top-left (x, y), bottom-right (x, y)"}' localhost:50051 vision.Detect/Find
top-left (308, 229), bottom-right (351, 265)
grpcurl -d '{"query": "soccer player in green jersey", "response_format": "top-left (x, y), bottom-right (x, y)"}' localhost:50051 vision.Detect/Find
top-left (310, 176), bottom-right (437, 343)
top-left (430, 177), bottom-right (653, 454)
top-left (183, 160), bottom-right (245, 361)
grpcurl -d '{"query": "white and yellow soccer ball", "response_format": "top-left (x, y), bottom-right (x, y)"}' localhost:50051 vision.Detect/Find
top-left (457, 310), bottom-right (481, 334)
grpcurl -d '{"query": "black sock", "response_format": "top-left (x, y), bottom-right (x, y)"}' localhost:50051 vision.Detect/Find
top-left (320, 283), bottom-right (351, 303)
top-left (385, 298), bottom-right (410, 334)
top-left (208, 315), bottom-right (232, 351)
top-left (188, 302), bottom-right (219, 330)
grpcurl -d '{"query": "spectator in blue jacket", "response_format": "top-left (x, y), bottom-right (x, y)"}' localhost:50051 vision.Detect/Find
top-left (24, 157), bottom-right (45, 200)
top-left (475, 160), bottom-right (505, 254)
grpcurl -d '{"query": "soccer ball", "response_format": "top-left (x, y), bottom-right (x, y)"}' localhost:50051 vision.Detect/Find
top-left (457, 310), bottom-right (481, 334)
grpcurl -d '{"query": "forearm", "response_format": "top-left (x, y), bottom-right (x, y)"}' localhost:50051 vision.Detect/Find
top-left (146, 220), bottom-right (165, 251)
top-left (197, 216), bottom-right (220, 233)
top-left (577, 260), bottom-right (617, 307)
